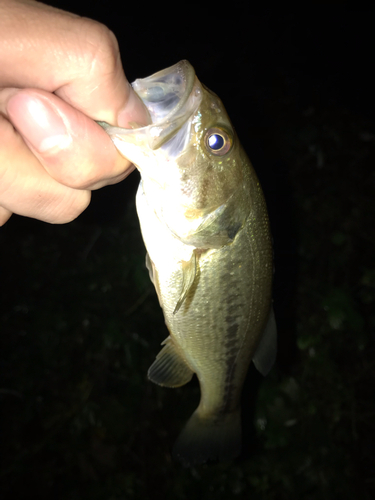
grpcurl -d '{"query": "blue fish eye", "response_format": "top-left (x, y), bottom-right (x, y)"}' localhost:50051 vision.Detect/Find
top-left (204, 127), bottom-right (232, 156)
top-left (208, 133), bottom-right (225, 150)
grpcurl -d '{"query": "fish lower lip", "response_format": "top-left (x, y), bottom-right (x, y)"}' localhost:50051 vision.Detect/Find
top-left (97, 61), bottom-right (201, 154)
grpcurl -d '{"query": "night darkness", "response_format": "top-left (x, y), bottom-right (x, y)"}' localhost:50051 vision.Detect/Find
top-left (1, 4), bottom-right (374, 499)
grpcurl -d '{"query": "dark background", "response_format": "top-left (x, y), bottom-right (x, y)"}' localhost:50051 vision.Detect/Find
top-left (1, 3), bottom-right (374, 499)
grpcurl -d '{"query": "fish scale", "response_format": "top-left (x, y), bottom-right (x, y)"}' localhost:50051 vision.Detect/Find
top-left (99, 60), bottom-right (276, 465)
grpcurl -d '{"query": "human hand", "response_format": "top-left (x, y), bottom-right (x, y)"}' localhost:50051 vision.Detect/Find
top-left (0, 0), bottom-right (149, 226)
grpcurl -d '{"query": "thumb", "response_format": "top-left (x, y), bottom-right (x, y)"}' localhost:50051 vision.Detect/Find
top-left (2, 88), bottom-right (131, 189)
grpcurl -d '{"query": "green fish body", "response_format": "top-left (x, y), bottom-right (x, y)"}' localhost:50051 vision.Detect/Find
top-left (100, 60), bottom-right (276, 465)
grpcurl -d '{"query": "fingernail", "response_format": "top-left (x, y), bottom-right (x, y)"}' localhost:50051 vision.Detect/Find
top-left (7, 92), bottom-right (72, 153)
top-left (117, 87), bottom-right (151, 128)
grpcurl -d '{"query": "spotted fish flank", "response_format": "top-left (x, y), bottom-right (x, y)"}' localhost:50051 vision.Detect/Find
top-left (99, 61), bottom-right (276, 465)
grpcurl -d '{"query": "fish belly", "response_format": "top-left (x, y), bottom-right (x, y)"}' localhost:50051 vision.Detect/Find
top-left (136, 177), bottom-right (273, 418)
top-left (137, 174), bottom-right (273, 464)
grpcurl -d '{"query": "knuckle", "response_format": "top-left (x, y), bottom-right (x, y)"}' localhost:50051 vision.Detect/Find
top-left (36, 189), bottom-right (91, 225)
top-left (0, 118), bottom-right (20, 196)
top-left (78, 18), bottom-right (120, 77)
top-left (0, 207), bottom-right (12, 226)
top-left (57, 189), bottom-right (91, 224)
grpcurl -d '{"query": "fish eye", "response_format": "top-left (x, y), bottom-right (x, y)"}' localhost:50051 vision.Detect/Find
top-left (204, 127), bottom-right (232, 156)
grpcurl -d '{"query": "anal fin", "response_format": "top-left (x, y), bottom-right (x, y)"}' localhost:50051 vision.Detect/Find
top-left (148, 337), bottom-right (194, 387)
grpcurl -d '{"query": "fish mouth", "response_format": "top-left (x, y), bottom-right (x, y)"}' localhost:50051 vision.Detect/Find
top-left (100, 60), bottom-right (202, 154)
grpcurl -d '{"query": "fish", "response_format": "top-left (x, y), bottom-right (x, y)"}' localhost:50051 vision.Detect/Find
top-left (99, 60), bottom-right (276, 465)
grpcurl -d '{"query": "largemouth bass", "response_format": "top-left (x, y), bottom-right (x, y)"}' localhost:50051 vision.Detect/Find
top-left (100, 60), bottom-right (276, 465)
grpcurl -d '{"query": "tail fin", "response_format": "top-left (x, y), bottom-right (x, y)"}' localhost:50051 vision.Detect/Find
top-left (172, 409), bottom-right (241, 466)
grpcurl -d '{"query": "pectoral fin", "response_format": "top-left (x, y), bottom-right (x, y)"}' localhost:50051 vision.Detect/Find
top-left (173, 252), bottom-right (197, 314)
top-left (146, 253), bottom-right (163, 307)
top-left (145, 253), bottom-right (155, 285)
top-left (252, 307), bottom-right (277, 376)
top-left (148, 337), bottom-right (194, 387)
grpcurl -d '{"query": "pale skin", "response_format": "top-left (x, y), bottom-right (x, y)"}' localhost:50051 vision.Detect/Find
top-left (0, 0), bottom-right (149, 226)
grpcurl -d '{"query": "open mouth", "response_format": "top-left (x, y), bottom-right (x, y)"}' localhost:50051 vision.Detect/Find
top-left (99, 60), bottom-right (202, 155)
